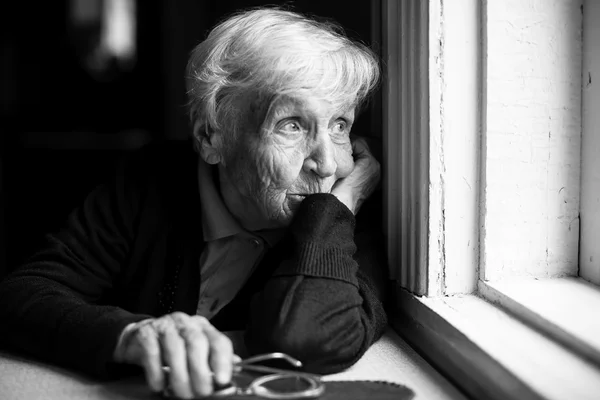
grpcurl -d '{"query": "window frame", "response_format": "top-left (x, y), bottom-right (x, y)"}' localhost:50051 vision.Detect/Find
top-left (382, 0), bottom-right (600, 399)
top-left (580, 0), bottom-right (600, 286)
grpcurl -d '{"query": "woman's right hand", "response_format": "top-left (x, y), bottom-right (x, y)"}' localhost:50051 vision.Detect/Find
top-left (113, 312), bottom-right (237, 398)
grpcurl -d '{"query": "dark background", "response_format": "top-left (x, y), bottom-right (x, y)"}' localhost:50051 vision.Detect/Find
top-left (0, 0), bottom-right (381, 277)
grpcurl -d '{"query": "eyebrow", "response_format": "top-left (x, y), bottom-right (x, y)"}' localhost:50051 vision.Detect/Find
top-left (268, 95), bottom-right (355, 120)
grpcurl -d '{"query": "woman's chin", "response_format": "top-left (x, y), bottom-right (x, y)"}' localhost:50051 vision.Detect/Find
top-left (261, 196), bottom-right (307, 229)
top-left (271, 201), bottom-right (299, 226)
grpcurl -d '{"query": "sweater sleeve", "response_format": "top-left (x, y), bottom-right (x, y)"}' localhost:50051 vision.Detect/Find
top-left (244, 193), bottom-right (388, 374)
top-left (0, 153), bottom-right (151, 378)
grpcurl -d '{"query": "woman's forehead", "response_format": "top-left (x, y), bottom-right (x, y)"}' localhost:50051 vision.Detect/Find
top-left (267, 93), bottom-right (356, 116)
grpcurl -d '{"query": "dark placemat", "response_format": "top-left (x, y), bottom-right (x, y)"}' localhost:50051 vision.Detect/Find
top-left (189, 380), bottom-right (415, 400)
top-left (318, 380), bottom-right (415, 400)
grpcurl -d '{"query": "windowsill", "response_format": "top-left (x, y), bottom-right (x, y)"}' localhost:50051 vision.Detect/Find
top-left (321, 327), bottom-right (467, 399)
top-left (226, 328), bottom-right (468, 400)
top-left (480, 277), bottom-right (600, 366)
top-left (391, 284), bottom-right (600, 400)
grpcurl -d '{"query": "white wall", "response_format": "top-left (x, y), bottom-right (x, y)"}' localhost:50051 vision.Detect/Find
top-left (481, 0), bottom-right (583, 281)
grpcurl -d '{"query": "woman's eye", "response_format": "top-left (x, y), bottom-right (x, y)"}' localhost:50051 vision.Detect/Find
top-left (279, 120), bottom-right (302, 134)
top-left (333, 121), bottom-right (347, 134)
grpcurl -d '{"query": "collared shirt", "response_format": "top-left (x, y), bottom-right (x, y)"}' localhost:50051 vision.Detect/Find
top-left (196, 158), bottom-right (283, 319)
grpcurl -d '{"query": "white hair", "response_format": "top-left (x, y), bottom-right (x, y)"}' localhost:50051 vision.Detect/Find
top-left (185, 7), bottom-right (380, 143)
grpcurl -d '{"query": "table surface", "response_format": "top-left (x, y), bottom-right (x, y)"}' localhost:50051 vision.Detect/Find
top-left (0, 327), bottom-right (467, 400)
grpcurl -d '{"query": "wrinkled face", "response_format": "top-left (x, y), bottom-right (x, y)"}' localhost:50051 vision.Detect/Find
top-left (218, 92), bottom-right (356, 230)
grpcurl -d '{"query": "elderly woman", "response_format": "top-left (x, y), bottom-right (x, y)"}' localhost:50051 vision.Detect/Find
top-left (0, 7), bottom-right (387, 399)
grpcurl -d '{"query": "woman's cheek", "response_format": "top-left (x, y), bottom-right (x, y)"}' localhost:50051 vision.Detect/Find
top-left (273, 146), bottom-right (305, 185)
top-left (255, 148), bottom-right (294, 192)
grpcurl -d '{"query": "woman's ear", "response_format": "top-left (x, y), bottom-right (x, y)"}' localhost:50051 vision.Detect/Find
top-left (193, 121), bottom-right (223, 165)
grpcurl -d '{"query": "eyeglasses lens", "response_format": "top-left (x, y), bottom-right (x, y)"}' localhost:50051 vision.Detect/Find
top-left (252, 374), bottom-right (323, 399)
top-left (262, 376), bottom-right (313, 393)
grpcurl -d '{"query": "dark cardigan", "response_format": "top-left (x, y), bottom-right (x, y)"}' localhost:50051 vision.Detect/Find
top-left (0, 140), bottom-right (388, 378)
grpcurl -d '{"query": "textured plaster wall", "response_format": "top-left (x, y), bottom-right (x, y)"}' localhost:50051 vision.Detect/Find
top-left (482, 0), bottom-right (583, 280)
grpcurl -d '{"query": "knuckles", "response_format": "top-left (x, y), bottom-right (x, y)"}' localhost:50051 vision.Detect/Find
top-left (180, 327), bottom-right (207, 345)
top-left (135, 324), bottom-right (157, 345)
top-left (190, 315), bottom-right (209, 327)
top-left (167, 311), bottom-right (190, 325)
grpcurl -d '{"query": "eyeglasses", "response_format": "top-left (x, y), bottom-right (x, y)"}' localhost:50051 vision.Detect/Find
top-left (162, 352), bottom-right (324, 399)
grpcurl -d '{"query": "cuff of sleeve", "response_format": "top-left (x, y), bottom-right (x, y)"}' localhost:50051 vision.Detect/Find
top-left (84, 309), bottom-right (152, 379)
top-left (290, 193), bottom-right (356, 243)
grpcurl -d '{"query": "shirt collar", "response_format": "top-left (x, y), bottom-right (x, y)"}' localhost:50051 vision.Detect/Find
top-left (253, 228), bottom-right (287, 248)
top-left (197, 157), bottom-right (285, 247)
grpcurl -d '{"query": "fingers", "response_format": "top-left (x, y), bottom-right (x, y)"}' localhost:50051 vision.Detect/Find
top-left (136, 323), bottom-right (164, 392)
top-left (181, 323), bottom-right (213, 397)
top-left (331, 134), bottom-right (380, 214)
top-left (200, 319), bottom-right (234, 385)
top-left (160, 318), bottom-right (192, 398)
top-left (350, 136), bottom-right (370, 157)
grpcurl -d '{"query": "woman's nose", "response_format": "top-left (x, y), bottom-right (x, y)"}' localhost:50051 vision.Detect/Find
top-left (303, 133), bottom-right (337, 178)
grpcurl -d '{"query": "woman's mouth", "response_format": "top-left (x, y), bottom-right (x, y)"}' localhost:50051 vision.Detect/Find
top-left (288, 193), bottom-right (308, 201)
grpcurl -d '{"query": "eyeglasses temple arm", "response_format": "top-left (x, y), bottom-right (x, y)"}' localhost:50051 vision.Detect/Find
top-left (238, 352), bottom-right (303, 368)
top-left (237, 364), bottom-right (323, 378)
